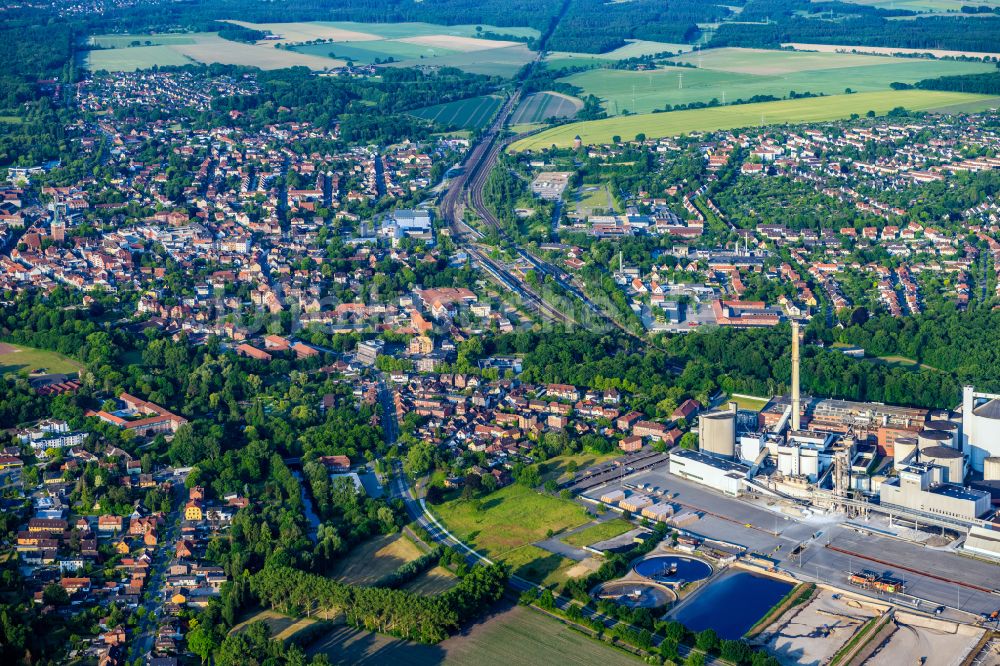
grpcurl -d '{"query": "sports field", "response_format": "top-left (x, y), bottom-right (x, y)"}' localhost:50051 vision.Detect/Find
top-left (510, 92), bottom-right (583, 124)
top-left (560, 48), bottom-right (994, 115)
top-left (84, 32), bottom-right (344, 71)
top-left (510, 90), bottom-right (1000, 150)
top-left (0, 343), bottom-right (82, 376)
top-left (432, 484), bottom-right (589, 557)
top-left (305, 603), bottom-right (643, 665)
top-left (409, 95), bottom-right (503, 129)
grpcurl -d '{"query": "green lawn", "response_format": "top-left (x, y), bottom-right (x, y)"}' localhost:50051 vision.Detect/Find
top-left (729, 395), bottom-right (771, 411)
top-left (510, 91), bottom-right (1000, 150)
top-left (432, 484), bottom-right (590, 557)
top-left (0, 344), bottom-right (82, 376)
top-left (499, 544), bottom-right (579, 587)
top-left (560, 55), bottom-right (993, 115)
top-left (561, 519), bottom-right (634, 548)
top-left (539, 451), bottom-right (618, 485)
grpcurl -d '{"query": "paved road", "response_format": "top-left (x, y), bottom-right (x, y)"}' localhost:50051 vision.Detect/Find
top-left (127, 475), bottom-right (186, 663)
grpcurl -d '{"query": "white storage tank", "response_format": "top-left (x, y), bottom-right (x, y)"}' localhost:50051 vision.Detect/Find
top-left (921, 445), bottom-right (965, 484)
top-left (925, 420), bottom-right (958, 447)
top-left (918, 429), bottom-right (952, 451)
top-left (699, 408), bottom-right (736, 458)
top-left (984, 457), bottom-right (1000, 481)
top-left (893, 437), bottom-right (918, 468)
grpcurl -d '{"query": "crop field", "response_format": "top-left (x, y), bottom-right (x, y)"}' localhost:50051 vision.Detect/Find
top-left (401, 566), bottom-right (457, 595)
top-left (327, 533), bottom-right (423, 586)
top-left (89, 33), bottom-right (198, 48)
top-left (228, 20), bottom-right (534, 75)
top-left (84, 32), bottom-right (343, 71)
top-left (561, 519), bottom-right (634, 548)
top-left (383, 44), bottom-right (536, 77)
top-left (409, 95), bottom-right (502, 129)
top-left (509, 90), bottom-right (1000, 150)
top-left (823, 0), bottom-right (1000, 12)
top-left (307, 603), bottom-right (642, 665)
top-left (0, 343), bottom-right (82, 376)
top-left (510, 92), bottom-right (583, 124)
top-left (782, 42), bottom-right (1000, 60)
top-left (546, 39), bottom-right (693, 70)
top-left (432, 484), bottom-right (589, 557)
top-left (560, 49), bottom-right (994, 115)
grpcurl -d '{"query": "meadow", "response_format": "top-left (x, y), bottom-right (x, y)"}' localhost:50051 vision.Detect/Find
top-left (545, 39), bottom-right (693, 70)
top-left (561, 519), bottom-right (634, 548)
top-left (509, 90), bottom-right (1000, 150)
top-left (560, 47), bottom-right (994, 115)
top-left (326, 533), bottom-right (423, 586)
top-left (0, 343), bottom-right (82, 376)
top-left (509, 92), bottom-right (583, 124)
top-left (382, 44), bottom-right (535, 77)
top-left (409, 95), bottom-right (502, 130)
top-left (431, 483), bottom-right (589, 557)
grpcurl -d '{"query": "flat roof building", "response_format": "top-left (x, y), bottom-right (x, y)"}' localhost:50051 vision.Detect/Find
top-left (669, 448), bottom-right (748, 496)
top-left (879, 464), bottom-right (991, 522)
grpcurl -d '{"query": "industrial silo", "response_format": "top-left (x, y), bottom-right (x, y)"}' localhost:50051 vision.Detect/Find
top-left (918, 429), bottom-right (952, 451)
top-left (984, 457), bottom-right (1000, 482)
top-left (925, 420), bottom-right (959, 448)
top-left (893, 437), bottom-right (918, 468)
top-left (699, 408), bottom-right (736, 458)
top-left (920, 445), bottom-right (965, 484)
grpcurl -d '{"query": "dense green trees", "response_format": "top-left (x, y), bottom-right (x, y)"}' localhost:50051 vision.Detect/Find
top-left (249, 562), bottom-right (508, 643)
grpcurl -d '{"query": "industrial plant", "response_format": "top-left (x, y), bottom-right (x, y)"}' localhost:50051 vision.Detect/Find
top-left (675, 321), bottom-right (1000, 557)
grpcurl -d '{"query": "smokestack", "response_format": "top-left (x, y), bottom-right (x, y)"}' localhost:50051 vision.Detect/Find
top-left (791, 321), bottom-right (801, 431)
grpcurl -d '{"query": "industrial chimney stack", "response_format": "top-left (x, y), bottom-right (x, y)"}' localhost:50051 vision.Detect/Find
top-left (791, 320), bottom-right (801, 431)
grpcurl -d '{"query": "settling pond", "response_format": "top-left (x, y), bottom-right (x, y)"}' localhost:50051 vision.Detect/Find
top-left (633, 555), bottom-right (713, 585)
top-left (672, 570), bottom-right (793, 639)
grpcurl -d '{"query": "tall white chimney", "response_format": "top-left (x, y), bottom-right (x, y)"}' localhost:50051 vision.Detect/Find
top-left (791, 320), bottom-right (801, 431)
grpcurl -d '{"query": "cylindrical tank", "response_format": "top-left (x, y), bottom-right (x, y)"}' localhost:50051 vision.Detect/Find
top-left (699, 410), bottom-right (736, 458)
top-left (893, 437), bottom-right (918, 467)
top-left (920, 445), bottom-right (964, 484)
top-left (778, 449), bottom-right (795, 477)
top-left (985, 457), bottom-right (1000, 481)
top-left (918, 429), bottom-right (952, 451)
top-left (925, 420), bottom-right (958, 447)
top-left (800, 453), bottom-right (819, 479)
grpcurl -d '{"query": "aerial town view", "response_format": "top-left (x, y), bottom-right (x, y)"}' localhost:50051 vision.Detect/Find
top-left (3, 0), bottom-right (1000, 665)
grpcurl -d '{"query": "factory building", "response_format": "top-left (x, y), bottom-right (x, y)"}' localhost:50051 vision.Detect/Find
top-left (879, 464), bottom-right (991, 522)
top-left (669, 448), bottom-right (748, 496)
top-left (698, 403), bottom-right (737, 458)
top-left (961, 386), bottom-right (1000, 472)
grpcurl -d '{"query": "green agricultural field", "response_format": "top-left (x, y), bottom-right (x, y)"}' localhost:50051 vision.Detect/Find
top-left (314, 21), bottom-right (539, 40)
top-left (84, 45), bottom-right (194, 71)
top-left (561, 519), bottom-right (634, 548)
top-left (545, 39), bottom-right (692, 70)
top-left (306, 604), bottom-right (643, 665)
top-left (560, 50), bottom-right (994, 115)
top-left (409, 95), bottom-right (503, 129)
top-left (432, 484), bottom-right (589, 557)
top-left (0, 343), bottom-right (82, 376)
top-left (384, 44), bottom-right (536, 77)
top-left (83, 31), bottom-right (345, 71)
top-left (89, 33), bottom-right (198, 48)
top-left (828, 0), bottom-right (1000, 12)
top-left (510, 92), bottom-right (583, 124)
top-left (510, 90), bottom-right (1000, 150)
top-left (290, 40), bottom-right (459, 63)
